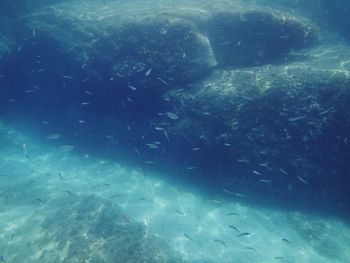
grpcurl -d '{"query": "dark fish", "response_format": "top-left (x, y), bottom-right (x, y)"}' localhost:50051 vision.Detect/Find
top-left (58, 172), bottom-right (63, 180)
top-left (214, 239), bottom-right (228, 247)
top-left (227, 212), bottom-right (239, 216)
top-left (0, 255), bottom-right (5, 262)
top-left (244, 246), bottom-right (257, 253)
top-left (34, 198), bottom-right (46, 204)
top-left (282, 238), bottom-right (291, 243)
top-left (175, 209), bottom-right (185, 215)
top-left (64, 190), bottom-right (73, 195)
top-left (229, 225), bottom-right (241, 233)
top-left (184, 234), bottom-right (192, 240)
top-left (237, 232), bottom-right (250, 237)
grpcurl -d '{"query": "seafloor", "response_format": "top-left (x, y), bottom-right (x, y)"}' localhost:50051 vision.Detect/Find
top-left (0, 122), bottom-right (349, 263)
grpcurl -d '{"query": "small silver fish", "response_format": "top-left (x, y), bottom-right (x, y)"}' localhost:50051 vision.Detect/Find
top-left (145, 68), bottom-right (152, 76)
top-left (57, 145), bottom-right (75, 153)
top-left (128, 85), bottom-right (137, 91)
top-left (288, 115), bottom-right (306, 122)
top-left (296, 176), bottom-right (309, 185)
top-left (166, 112), bottom-right (179, 120)
top-left (259, 179), bottom-right (272, 183)
top-left (46, 133), bottom-right (62, 140)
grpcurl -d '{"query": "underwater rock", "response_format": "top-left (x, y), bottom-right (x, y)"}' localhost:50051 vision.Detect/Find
top-left (20, 5), bottom-right (216, 85)
top-left (107, 16), bottom-right (216, 88)
top-left (207, 10), bottom-right (319, 67)
top-left (16, 4), bottom-right (216, 115)
top-left (158, 45), bottom-right (350, 214)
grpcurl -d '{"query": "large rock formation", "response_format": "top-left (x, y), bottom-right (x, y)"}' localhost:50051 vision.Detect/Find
top-left (156, 45), bottom-right (350, 214)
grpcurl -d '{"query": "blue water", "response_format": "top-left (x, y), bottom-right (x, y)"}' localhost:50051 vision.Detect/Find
top-left (1, 0), bottom-right (350, 262)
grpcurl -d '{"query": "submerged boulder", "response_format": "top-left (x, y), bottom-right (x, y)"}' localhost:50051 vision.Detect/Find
top-left (207, 10), bottom-right (319, 67)
top-left (15, 4), bottom-right (216, 115)
top-left (154, 45), bottom-right (350, 214)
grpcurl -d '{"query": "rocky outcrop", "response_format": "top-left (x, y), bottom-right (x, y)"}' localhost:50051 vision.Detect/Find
top-left (154, 45), bottom-right (350, 214)
top-left (207, 10), bottom-right (318, 67)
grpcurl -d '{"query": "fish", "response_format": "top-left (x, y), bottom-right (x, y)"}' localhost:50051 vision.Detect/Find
top-left (296, 176), bottom-right (309, 185)
top-left (252, 170), bottom-right (262, 175)
top-left (166, 112), bottom-right (179, 120)
top-left (223, 189), bottom-right (234, 194)
top-left (175, 209), bottom-right (185, 215)
top-left (237, 232), bottom-right (250, 237)
top-left (57, 145), bottom-right (75, 153)
top-left (81, 102), bottom-right (90, 105)
top-left (46, 133), bottom-right (62, 140)
top-left (154, 127), bottom-right (164, 131)
top-left (259, 179), bottom-right (272, 183)
top-left (0, 255), bottom-right (5, 262)
top-left (128, 85), bottom-right (137, 91)
top-left (34, 198), bottom-right (46, 204)
top-left (163, 130), bottom-right (170, 141)
top-left (134, 147), bottom-right (141, 157)
top-left (145, 68), bottom-right (152, 76)
top-left (237, 158), bottom-right (249, 163)
top-left (244, 246), bottom-right (257, 253)
top-left (258, 162), bottom-right (269, 167)
top-left (229, 225), bottom-right (241, 233)
top-left (288, 115), bottom-right (306, 122)
top-left (227, 212), bottom-right (239, 216)
top-left (214, 239), bottom-right (228, 247)
top-left (280, 168), bottom-right (288, 175)
top-left (184, 234), bottom-right (192, 240)
top-left (186, 166), bottom-right (197, 170)
top-left (58, 172), bottom-right (63, 180)
top-left (192, 147), bottom-right (201, 151)
top-left (85, 90), bottom-right (93, 95)
top-left (319, 106), bottom-right (335, 116)
top-left (282, 238), bottom-right (291, 243)
top-left (62, 75), bottom-right (73, 79)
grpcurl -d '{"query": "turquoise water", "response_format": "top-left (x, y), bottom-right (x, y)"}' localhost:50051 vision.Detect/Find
top-left (1, 1), bottom-right (350, 262)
